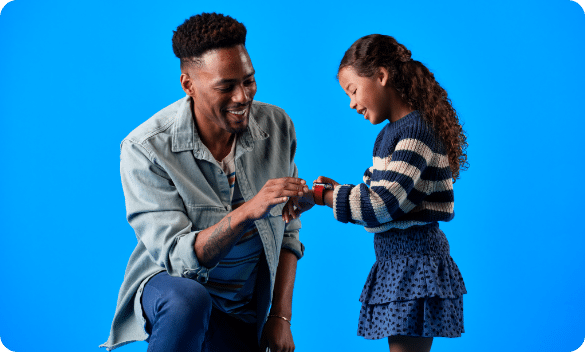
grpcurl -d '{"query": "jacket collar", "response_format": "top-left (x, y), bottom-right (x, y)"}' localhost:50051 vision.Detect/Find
top-left (171, 96), bottom-right (269, 156)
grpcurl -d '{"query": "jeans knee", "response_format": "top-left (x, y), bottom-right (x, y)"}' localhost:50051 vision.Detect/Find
top-left (159, 279), bottom-right (212, 322)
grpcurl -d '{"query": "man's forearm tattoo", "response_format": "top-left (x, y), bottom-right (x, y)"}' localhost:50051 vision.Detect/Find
top-left (202, 216), bottom-right (255, 265)
top-left (203, 216), bottom-right (233, 264)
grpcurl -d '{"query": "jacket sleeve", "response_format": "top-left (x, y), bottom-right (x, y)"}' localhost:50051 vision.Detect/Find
top-left (332, 128), bottom-right (443, 230)
top-left (280, 112), bottom-right (304, 259)
top-left (120, 139), bottom-right (216, 283)
top-left (280, 162), bottom-right (304, 259)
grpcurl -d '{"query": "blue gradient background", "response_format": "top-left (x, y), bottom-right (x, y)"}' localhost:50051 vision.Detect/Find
top-left (0, 0), bottom-right (584, 351)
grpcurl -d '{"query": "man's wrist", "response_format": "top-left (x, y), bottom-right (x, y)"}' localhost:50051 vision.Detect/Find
top-left (267, 314), bottom-right (292, 325)
top-left (236, 201), bottom-right (258, 222)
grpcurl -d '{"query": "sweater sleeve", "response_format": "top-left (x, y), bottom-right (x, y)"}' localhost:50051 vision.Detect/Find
top-left (333, 123), bottom-right (444, 230)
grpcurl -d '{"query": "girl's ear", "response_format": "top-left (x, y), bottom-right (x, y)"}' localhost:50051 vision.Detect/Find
top-left (378, 67), bottom-right (390, 87)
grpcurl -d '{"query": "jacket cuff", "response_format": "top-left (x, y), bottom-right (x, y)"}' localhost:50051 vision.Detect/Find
top-left (174, 231), bottom-right (218, 283)
top-left (281, 230), bottom-right (305, 259)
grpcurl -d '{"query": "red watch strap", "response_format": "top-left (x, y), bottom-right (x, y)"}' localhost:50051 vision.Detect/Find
top-left (314, 184), bottom-right (325, 206)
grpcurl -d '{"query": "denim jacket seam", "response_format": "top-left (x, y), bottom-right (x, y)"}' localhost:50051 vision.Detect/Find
top-left (122, 139), bottom-right (157, 166)
top-left (137, 115), bottom-right (175, 145)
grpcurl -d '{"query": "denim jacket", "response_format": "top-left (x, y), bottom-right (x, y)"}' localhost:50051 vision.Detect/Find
top-left (101, 96), bottom-right (304, 351)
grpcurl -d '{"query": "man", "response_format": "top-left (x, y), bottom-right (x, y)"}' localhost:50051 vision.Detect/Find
top-left (101, 13), bottom-right (306, 352)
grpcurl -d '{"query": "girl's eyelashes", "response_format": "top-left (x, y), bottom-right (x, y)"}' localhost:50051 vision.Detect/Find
top-left (353, 89), bottom-right (357, 95)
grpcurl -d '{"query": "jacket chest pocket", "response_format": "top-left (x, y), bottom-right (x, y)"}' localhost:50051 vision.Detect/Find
top-left (186, 206), bottom-right (229, 231)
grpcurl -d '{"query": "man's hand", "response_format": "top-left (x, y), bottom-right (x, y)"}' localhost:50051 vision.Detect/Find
top-left (282, 189), bottom-right (315, 223)
top-left (194, 177), bottom-right (307, 268)
top-left (260, 316), bottom-right (295, 352)
top-left (241, 177), bottom-right (308, 221)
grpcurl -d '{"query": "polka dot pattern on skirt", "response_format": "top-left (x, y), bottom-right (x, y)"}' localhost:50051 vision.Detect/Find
top-left (357, 224), bottom-right (466, 339)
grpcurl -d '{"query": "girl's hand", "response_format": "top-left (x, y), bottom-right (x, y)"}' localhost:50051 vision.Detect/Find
top-left (314, 176), bottom-right (340, 188)
top-left (282, 189), bottom-right (315, 223)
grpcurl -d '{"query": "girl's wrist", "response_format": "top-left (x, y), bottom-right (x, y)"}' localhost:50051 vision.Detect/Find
top-left (323, 188), bottom-right (334, 208)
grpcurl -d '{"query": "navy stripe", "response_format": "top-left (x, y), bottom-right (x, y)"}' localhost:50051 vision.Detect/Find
top-left (222, 249), bottom-right (263, 262)
top-left (335, 185), bottom-right (353, 223)
top-left (387, 149), bottom-right (428, 170)
top-left (238, 232), bottom-right (260, 245)
top-left (359, 184), bottom-right (379, 226)
top-left (400, 209), bottom-right (454, 222)
top-left (372, 170), bottom-right (416, 192)
top-left (217, 259), bottom-right (260, 269)
top-left (363, 168), bottom-right (373, 186)
top-left (420, 166), bottom-right (451, 181)
top-left (406, 187), bottom-right (427, 205)
top-left (426, 190), bottom-right (454, 202)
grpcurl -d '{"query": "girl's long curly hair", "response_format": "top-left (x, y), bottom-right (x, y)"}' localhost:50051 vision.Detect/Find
top-left (339, 34), bottom-right (468, 181)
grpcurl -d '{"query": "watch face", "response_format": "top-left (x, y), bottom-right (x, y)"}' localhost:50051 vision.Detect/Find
top-left (313, 182), bottom-right (334, 190)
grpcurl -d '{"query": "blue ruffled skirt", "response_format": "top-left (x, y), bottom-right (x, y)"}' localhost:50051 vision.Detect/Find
top-left (357, 224), bottom-right (466, 339)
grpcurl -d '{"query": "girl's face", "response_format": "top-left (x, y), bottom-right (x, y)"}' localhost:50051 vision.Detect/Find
top-left (338, 66), bottom-right (391, 125)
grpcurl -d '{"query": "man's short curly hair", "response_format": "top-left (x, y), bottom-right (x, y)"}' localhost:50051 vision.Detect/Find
top-left (172, 13), bottom-right (247, 69)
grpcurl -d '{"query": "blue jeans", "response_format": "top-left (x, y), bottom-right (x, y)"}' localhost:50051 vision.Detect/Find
top-left (142, 272), bottom-right (259, 352)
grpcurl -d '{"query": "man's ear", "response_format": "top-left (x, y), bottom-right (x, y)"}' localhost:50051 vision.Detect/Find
top-left (378, 67), bottom-right (390, 87)
top-left (180, 72), bottom-right (194, 96)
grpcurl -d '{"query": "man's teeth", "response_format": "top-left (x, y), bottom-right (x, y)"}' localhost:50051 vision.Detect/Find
top-left (228, 109), bottom-right (246, 115)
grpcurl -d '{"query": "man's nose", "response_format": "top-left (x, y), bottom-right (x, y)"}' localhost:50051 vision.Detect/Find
top-left (232, 85), bottom-right (249, 103)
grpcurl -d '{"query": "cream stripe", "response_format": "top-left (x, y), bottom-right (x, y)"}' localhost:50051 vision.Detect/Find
top-left (348, 181), bottom-right (419, 224)
top-left (371, 177), bottom-right (452, 196)
top-left (375, 138), bottom-right (450, 169)
top-left (372, 153), bottom-right (449, 171)
top-left (395, 138), bottom-right (434, 163)
top-left (348, 186), bottom-right (366, 225)
top-left (363, 166), bottom-right (374, 183)
top-left (367, 187), bottom-right (393, 224)
top-left (379, 180), bottom-right (417, 215)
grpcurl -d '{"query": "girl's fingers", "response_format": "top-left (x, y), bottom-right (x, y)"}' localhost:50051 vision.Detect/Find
top-left (282, 198), bottom-right (296, 223)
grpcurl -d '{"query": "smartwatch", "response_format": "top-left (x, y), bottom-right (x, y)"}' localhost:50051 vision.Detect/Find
top-left (313, 182), bottom-right (334, 206)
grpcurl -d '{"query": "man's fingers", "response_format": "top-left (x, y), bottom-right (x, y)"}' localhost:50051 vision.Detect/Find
top-left (272, 197), bottom-right (289, 205)
top-left (272, 177), bottom-right (307, 189)
top-left (274, 188), bottom-right (304, 199)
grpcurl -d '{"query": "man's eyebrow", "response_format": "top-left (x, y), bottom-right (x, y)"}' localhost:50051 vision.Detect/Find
top-left (216, 71), bottom-right (256, 85)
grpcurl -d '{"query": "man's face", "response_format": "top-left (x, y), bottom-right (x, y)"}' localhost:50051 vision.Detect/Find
top-left (183, 45), bottom-right (257, 135)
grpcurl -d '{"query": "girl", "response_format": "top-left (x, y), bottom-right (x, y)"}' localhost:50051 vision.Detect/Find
top-left (284, 34), bottom-right (468, 352)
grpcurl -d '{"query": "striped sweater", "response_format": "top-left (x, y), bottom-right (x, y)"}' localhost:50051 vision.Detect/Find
top-left (333, 110), bottom-right (454, 232)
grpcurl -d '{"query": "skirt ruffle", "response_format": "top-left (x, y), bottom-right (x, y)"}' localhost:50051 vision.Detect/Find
top-left (358, 296), bottom-right (464, 339)
top-left (357, 224), bottom-right (466, 339)
top-left (359, 254), bottom-right (466, 304)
